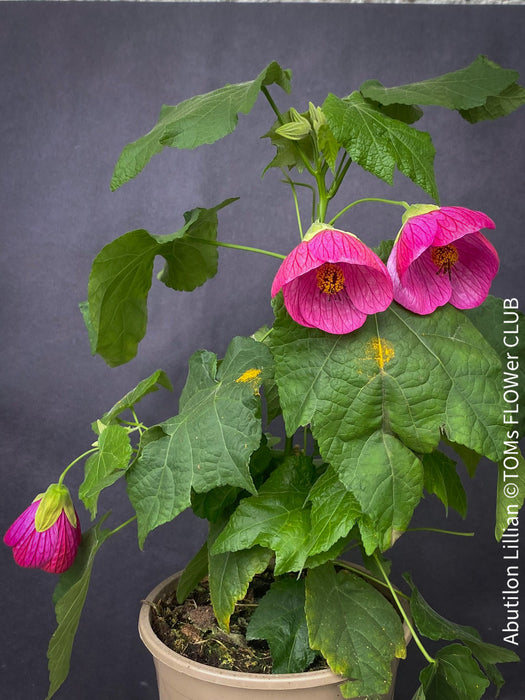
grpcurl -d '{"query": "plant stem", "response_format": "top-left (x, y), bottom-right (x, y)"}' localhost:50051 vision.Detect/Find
top-left (186, 236), bottom-right (285, 260)
top-left (108, 515), bottom-right (137, 537)
top-left (282, 173), bottom-right (304, 238)
top-left (408, 527), bottom-right (474, 537)
top-left (373, 553), bottom-right (435, 666)
top-left (335, 560), bottom-right (409, 600)
top-left (58, 448), bottom-right (99, 486)
top-left (329, 197), bottom-right (410, 226)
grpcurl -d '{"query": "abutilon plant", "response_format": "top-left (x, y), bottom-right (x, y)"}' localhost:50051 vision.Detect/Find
top-left (4, 56), bottom-right (524, 700)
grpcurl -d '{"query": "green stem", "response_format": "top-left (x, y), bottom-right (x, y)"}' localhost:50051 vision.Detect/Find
top-left (373, 553), bottom-right (435, 666)
top-left (58, 448), bottom-right (98, 486)
top-left (408, 527), bottom-right (474, 537)
top-left (186, 236), bottom-right (285, 260)
top-left (282, 174), bottom-right (304, 238)
top-left (108, 515), bottom-right (137, 537)
top-left (329, 197), bottom-right (410, 226)
top-left (327, 155), bottom-right (352, 200)
top-left (335, 560), bottom-right (409, 600)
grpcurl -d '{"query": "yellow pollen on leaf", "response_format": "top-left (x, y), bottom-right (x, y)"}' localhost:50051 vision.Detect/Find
top-left (366, 337), bottom-right (395, 370)
top-left (316, 263), bottom-right (345, 295)
top-left (430, 244), bottom-right (459, 278)
top-left (235, 368), bottom-right (262, 394)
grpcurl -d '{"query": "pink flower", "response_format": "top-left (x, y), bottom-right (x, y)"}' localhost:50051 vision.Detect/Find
top-left (387, 205), bottom-right (499, 315)
top-left (271, 226), bottom-right (393, 334)
top-left (4, 484), bottom-right (81, 574)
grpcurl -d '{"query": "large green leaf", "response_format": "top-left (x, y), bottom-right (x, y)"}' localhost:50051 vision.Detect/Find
top-left (126, 336), bottom-right (272, 546)
top-left (79, 424), bottom-right (132, 518)
top-left (460, 83), bottom-right (525, 123)
top-left (465, 296), bottom-right (525, 435)
top-left (419, 645), bottom-right (490, 700)
top-left (422, 451), bottom-right (467, 518)
top-left (360, 56), bottom-right (519, 111)
top-left (270, 297), bottom-right (506, 549)
top-left (323, 91), bottom-right (438, 201)
top-left (208, 521), bottom-right (272, 632)
top-left (246, 577), bottom-right (316, 673)
top-left (111, 61), bottom-right (292, 190)
top-left (406, 574), bottom-right (519, 669)
top-left (305, 564), bottom-right (406, 697)
top-left (47, 520), bottom-right (112, 700)
top-left (307, 466), bottom-right (363, 557)
top-left (211, 455), bottom-right (315, 575)
top-left (86, 199), bottom-right (236, 366)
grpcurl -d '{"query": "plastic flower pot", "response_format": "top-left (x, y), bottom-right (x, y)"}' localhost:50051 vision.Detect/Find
top-left (139, 571), bottom-right (412, 700)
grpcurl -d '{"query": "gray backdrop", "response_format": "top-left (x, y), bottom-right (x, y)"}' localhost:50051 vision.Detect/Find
top-left (1, 2), bottom-right (524, 699)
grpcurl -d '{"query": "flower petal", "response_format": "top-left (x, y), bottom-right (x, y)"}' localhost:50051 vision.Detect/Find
top-left (448, 232), bottom-right (499, 309)
top-left (395, 215), bottom-right (438, 279)
top-left (343, 263), bottom-right (393, 314)
top-left (431, 207), bottom-right (495, 247)
top-left (283, 272), bottom-right (368, 334)
top-left (3, 500), bottom-right (41, 547)
top-left (42, 511), bottom-right (82, 573)
top-left (389, 244), bottom-right (452, 314)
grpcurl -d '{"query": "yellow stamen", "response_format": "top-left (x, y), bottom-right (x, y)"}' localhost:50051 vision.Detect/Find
top-left (430, 244), bottom-right (459, 279)
top-left (316, 263), bottom-right (345, 295)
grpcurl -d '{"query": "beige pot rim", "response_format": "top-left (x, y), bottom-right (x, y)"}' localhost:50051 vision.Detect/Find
top-left (139, 571), bottom-right (348, 689)
top-left (139, 569), bottom-right (411, 691)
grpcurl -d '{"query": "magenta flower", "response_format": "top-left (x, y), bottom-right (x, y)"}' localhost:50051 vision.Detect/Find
top-left (387, 205), bottom-right (499, 315)
top-left (271, 226), bottom-right (393, 334)
top-left (4, 484), bottom-right (81, 574)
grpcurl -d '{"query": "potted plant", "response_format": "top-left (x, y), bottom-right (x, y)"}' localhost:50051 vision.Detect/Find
top-left (4, 56), bottom-right (524, 699)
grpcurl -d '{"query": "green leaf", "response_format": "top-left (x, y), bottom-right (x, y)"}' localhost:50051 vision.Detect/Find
top-left (176, 541), bottom-right (209, 604)
top-left (192, 435), bottom-right (275, 522)
top-left (323, 91), bottom-right (438, 201)
top-left (317, 123), bottom-right (340, 173)
top-left (407, 574), bottom-right (519, 669)
top-left (422, 451), bottom-right (467, 518)
top-left (465, 296), bottom-right (525, 435)
top-left (98, 369), bottom-right (173, 426)
top-left (126, 336), bottom-right (272, 546)
top-left (271, 298), bottom-right (506, 549)
top-left (360, 56), bottom-right (519, 111)
top-left (460, 82), bottom-right (525, 123)
top-left (154, 198), bottom-right (238, 292)
top-left (208, 521), bottom-right (272, 632)
top-left (419, 644), bottom-right (490, 700)
top-left (246, 577), bottom-right (316, 674)
top-left (305, 564), bottom-right (405, 697)
top-left (87, 229), bottom-right (159, 367)
top-left (47, 520), bottom-right (112, 700)
top-left (211, 455), bottom-right (315, 575)
top-left (444, 439), bottom-right (482, 478)
top-left (79, 424), bottom-right (132, 518)
top-left (87, 200), bottom-right (236, 366)
top-left (307, 466), bottom-right (363, 558)
top-left (78, 300), bottom-right (97, 355)
top-left (111, 61), bottom-right (292, 190)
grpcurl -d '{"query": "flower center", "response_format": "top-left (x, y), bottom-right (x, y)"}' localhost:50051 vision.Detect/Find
top-left (430, 244), bottom-right (459, 279)
top-left (316, 263), bottom-right (345, 295)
